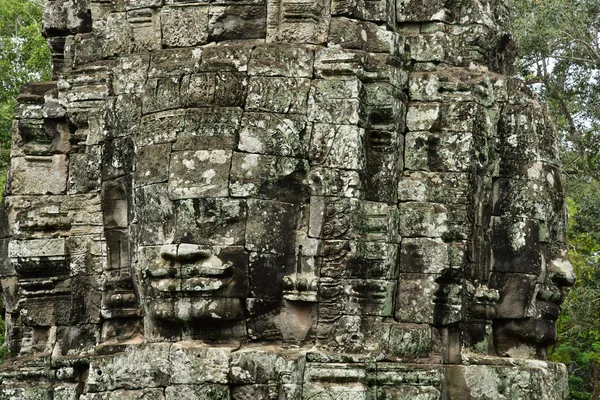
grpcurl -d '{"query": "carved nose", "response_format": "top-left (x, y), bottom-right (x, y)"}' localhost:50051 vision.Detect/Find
top-left (548, 250), bottom-right (576, 287)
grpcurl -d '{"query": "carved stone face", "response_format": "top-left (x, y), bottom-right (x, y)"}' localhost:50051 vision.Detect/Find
top-left (119, 43), bottom-right (406, 342)
top-left (486, 147), bottom-right (576, 356)
top-left (0, 0), bottom-right (573, 365)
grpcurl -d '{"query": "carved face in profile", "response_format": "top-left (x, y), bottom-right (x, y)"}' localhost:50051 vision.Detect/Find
top-left (484, 106), bottom-right (576, 357)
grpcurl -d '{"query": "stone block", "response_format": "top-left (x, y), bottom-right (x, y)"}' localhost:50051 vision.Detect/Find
top-left (102, 136), bottom-right (135, 180)
top-left (161, 5), bottom-right (209, 48)
top-left (239, 112), bottom-right (310, 157)
top-left (398, 171), bottom-right (470, 204)
top-left (308, 80), bottom-right (362, 125)
top-left (249, 45), bottom-right (314, 78)
top-left (408, 33), bottom-right (447, 62)
top-left (364, 129), bottom-right (403, 203)
top-left (399, 237), bottom-right (448, 274)
top-left (113, 54), bottom-right (150, 95)
top-left (303, 363), bottom-right (372, 399)
top-left (170, 343), bottom-right (232, 385)
top-left (208, 5), bottom-right (266, 41)
top-left (174, 198), bottom-right (247, 246)
top-left (490, 217), bottom-right (541, 275)
top-left (492, 177), bottom-right (554, 221)
top-left (395, 274), bottom-right (438, 324)
top-left (8, 238), bottom-right (66, 259)
top-left (67, 146), bottom-right (103, 194)
top-left (489, 272), bottom-right (538, 319)
top-left (86, 344), bottom-right (172, 392)
top-left (405, 103), bottom-right (440, 132)
top-left (134, 143), bottom-right (172, 186)
top-left (328, 17), bottom-right (394, 53)
top-left (387, 324), bottom-right (437, 360)
top-left (229, 153), bottom-right (309, 202)
top-left (398, 202), bottom-right (448, 238)
top-left (11, 155), bottom-right (68, 195)
top-left (228, 349), bottom-right (305, 385)
top-left (396, 0), bottom-right (448, 22)
top-left (318, 240), bottom-right (398, 279)
top-left (81, 388), bottom-right (165, 400)
top-left (231, 385), bottom-right (269, 400)
top-left (142, 76), bottom-right (189, 115)
top-left (313, 47), bottom-right (365, 78)
top-left (404, 131), bottom-right (473, 172)
top-left (149, 48), bottom-right (202, 78)
top-left (165, 385), bottom-right (229, 400)
top-left (310, 124), bottom-right (366, 171)
top-left (168, 150), bottom-right (232, 199)
top-left (266, 0), bottom-right (331, 44)
top-left (175, 107), bottom-right (242, 151)
top-left (0, 388), bottom-right (54, 400)
top-left (319, 278), bottom-right (396, 316)
top-left (331, 0), bottom-right (393, 23)
top-left (246, 77), bottom-right (310, 114)
top-left (307, 168), bottom-right (362, 198)
top-left (440, 102), bottom-right (488, 133)
top-left (43, 0), bottom-right (92, 35)
top-left (135, 184), bottom-right (175, 245)
top-left (199, 46), bottom-right (251, 73)
top-left (248, 252), bottom-right (295, 299)
top-left (245, 199), bottom-right (299, 255)
top-left (309, 197), bottom-right (396, 242)
top-left (444, 363), bottom-right (568, 400)
top-left (187, 73), bottom-right (247, 108)
top-left (128, 8), bottom-right (162, 53)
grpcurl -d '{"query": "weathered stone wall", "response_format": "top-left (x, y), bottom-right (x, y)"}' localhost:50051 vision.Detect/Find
top-left (0, 0), bottom-right (574, 398)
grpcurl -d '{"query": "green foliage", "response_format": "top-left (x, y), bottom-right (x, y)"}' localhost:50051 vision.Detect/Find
top-left (0, 0), bottom-right (51, 168)
top-left (548, 183), bottom-right (600, 398)
top-left (511, 0), bottom-right (600, 180)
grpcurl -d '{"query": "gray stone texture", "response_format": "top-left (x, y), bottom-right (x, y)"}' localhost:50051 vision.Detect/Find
top-left (0, 0), bottom-right (572, 398)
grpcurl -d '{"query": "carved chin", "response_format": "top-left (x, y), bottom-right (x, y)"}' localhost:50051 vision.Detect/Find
top-left (493, 318), bottom-right (557, 356)
top-left (147, 297), bottom-right (245, 323)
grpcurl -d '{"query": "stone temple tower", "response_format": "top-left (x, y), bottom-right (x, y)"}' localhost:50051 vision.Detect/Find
top-left (0, 0), bottom-right (574, 398)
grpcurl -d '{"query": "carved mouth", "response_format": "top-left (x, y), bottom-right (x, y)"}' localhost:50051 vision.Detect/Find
top-left (148, 245), bottom-right (234, 294)
top-left (532, 284), bottom-right (565, 320)
top-left (151, 276), bottom-right (233, 293)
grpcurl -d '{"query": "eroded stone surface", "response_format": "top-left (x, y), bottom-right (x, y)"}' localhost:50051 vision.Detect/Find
top-left (0, 0), bottom-right (572, 398)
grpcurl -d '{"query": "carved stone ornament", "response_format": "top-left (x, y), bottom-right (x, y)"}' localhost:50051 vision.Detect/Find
top-left (0, 0), bottom-right (574, 398)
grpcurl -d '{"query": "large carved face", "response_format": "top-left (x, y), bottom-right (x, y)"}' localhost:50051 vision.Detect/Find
top-left (119, 43), bottom-right (406, 342)
top-left (485, 104), bottom-right (576, 357)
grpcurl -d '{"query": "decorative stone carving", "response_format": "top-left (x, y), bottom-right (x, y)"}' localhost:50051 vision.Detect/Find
top-left (0, 0), bottom-right (573, 398)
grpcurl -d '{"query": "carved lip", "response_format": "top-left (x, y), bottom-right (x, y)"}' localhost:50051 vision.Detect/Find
top-left (536, 283), bottom-right (564, 305)
top-left (151, 277), bottom-right (233, 293)
top-left (534, 284), bottom-right (565, 320)
top-left (151, 245), bottom-right (234, 293)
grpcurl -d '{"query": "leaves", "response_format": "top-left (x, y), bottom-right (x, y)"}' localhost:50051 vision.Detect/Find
top-left (548, 187), bottom-right (600, 397)
top-left (512, 0), bottom-right (600, 181)
top-left (0, 0), bottom-right (51, 168)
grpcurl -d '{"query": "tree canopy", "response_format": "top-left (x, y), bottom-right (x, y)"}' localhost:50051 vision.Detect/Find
top-left (0, 0), bottom-right (51, 168)
top-left (512, 0), bottom-right (600, 180)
